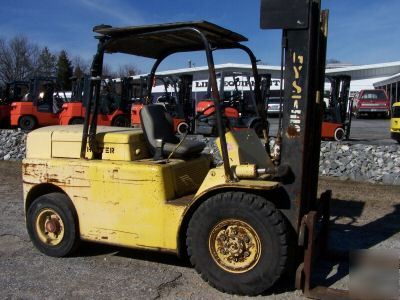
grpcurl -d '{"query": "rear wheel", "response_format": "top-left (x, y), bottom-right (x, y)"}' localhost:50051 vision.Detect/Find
top-left (334, 127), bottom-right (345, 141)
top-left (26, 192), bottom-right (80, 257)
top-left (69, 117), bottom-right (84, 125)
top-left (176, 122), bottom-right (189, 135)
top-left (187, 192), bottom-right (288, 295)
top-left (19, 115), bottom-right (36, 130)
top-left (251, 121), bottom-right (264, 138)
top-left (111, 115), bottom-right (130, 127)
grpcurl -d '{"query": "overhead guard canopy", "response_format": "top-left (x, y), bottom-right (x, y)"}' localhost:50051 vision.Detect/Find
top-left (93, 21), bottom-right (248, 59)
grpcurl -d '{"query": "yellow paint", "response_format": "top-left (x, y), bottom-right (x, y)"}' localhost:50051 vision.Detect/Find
top-left (23, 126), bottom-right (279, 254)
top-left (391, 103), bottom-right (400, 133)
top-left (208, 219), bottom-right (261, 273)
top-left (27, 125), bottom-right (149, 161)
top-left (24, 156), bottom-right (210, 251)
top-left (195, 167), bottom-right (278, 198)
top-left (215, 129), bottom-right (275, 169)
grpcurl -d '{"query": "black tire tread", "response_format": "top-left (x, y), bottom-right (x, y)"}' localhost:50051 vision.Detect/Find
top-left (26, 192), bottom-right (80, 257)
top-left (186, 191), bottom-right (288, 295)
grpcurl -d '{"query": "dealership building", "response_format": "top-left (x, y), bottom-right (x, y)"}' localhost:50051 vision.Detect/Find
top-left (144, 61), bottom-right (400, 105)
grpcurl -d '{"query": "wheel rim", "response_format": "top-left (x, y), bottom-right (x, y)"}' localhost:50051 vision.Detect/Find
top-left (334, 128), bottom-right (345, 141)
top-left (177, 122), bottom-right (189, 134)
top-left (35, 208), bottom-right (65, 246)
top-left (209, 219), bottom-right (261, 273)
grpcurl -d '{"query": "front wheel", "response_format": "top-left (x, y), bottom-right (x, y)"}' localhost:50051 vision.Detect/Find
top-left (111, 115), bottom-right (130, 127)
top-left (186, 192), bottom-right (288, 295)
top-left (19, 115), bottom-right (36, 130)
top-left (69, 117), bottom-right (84, 125)
top-left (251, 121), bottom-right (265, 138)
top-left (26, 192), bottom-right (80, 257)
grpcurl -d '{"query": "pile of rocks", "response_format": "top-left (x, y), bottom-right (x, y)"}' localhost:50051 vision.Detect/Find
top-left (195, 136), bottom-right (400, 185)
top-left (1, 130), bottom-right (399, 185)
top-left (320, 142), bottom-right (400, 185)
top-left (0, 130), bottom-right (27, 161)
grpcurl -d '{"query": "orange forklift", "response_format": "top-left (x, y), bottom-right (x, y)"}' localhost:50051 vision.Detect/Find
top-left (322, 75), bottom-right (352, 141)
top-left (58, 75), bottom-right (88, 125)
top-left (59, 76), bottom-right (131, 127)
top-left (0, 81), bottom-right (30, 128)
top-left (131, 74), bottom-right (193, 134)
top-left (10, 77), bottom-right (66, 130)
top-left (195, 71), bottom-right (270, 136)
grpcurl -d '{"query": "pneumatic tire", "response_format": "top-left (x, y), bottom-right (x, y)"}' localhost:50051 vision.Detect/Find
top-left (69, 117), bottom-right (84, 125)
top-left (252, 121), bottom-right (264, 138)
top-left (334, 127), bottom-right (345, 141)
top-left (186, 192), bottom-right (288, 296)
top-left (26, 192), bottom-right (80, 257)
top-left (111, 115), bottom-right (130, 127)
top-left (19, 115), bottom-right (36, 131)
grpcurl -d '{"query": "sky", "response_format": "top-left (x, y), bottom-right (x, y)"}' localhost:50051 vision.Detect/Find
top-left (1, 0), bottom-right (399, 73)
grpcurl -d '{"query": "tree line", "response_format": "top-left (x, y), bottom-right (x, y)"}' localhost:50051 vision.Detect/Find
top-left (0, 35), bottom-right (140, 90)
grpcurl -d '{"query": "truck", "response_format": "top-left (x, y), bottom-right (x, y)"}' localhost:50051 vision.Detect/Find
top-left (353, 89), bottom-right (390, 118)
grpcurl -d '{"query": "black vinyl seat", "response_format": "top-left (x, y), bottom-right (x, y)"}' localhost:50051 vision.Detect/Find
top-left (140, 105), bottom-right (205, 158)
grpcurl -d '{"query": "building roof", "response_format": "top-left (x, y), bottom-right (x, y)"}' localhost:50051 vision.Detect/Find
top-left (373, 72), bottom-right (400, 87)
top-left (325, 61), bottom-right (400, 73)
top-left (131, 61), bottom-right (400, 92)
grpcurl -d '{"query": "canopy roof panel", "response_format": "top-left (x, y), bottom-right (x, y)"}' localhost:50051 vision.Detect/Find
top-left (93, 21), bottom-right (248, 59)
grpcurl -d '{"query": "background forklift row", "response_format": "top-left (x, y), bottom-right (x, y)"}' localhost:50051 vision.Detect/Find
top-left (1, 39), bottom-right (360, 142)
top-left (16, 0), bottom-right (396, 299)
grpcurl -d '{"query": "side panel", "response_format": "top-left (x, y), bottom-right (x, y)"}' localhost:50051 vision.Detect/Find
top-left (59, 102), bottom-right (84, 125)
top-left (321, 122), bottom-right (341, 139)
top-left (10, 102), bottom-right (59, 126)
top-left (10, 102), bottom-right (34, 126)
top-left (23, 157), bottom-right (209, 252)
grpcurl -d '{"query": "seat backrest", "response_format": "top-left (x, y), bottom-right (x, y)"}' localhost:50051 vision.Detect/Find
top-left (140, 105), bottom-right (179, 153)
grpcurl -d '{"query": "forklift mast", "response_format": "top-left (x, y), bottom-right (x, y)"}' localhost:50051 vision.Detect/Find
top-left (177, 74), bottom-right (194, 118)
top-left (327, 75), bottom-right (351, 124)
top-left (29, 77), bottom-right (58, 103)
top-left (2, 81), bottom-right (30, 104)
top-left (70, 76), bottom-right (90, 103)
top-left (260, 0), bottom-right (328, 230)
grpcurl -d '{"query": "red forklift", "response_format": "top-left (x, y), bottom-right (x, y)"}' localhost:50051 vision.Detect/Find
top-left (322, 75), bottom-right (352, 141)
top-left (195, 71), bottom-right (270, 136)
top-left (131, 74), bottom-right (193, 134)
top-left (59, 76), bottom-right (131, 127)
top-left (10, 77), bottom-right (66, 130)
top-left (0, 81), bottom-right (30, 128)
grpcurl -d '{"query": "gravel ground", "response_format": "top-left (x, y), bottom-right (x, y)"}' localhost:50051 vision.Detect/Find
top-left (0, 161), bottom-right (399, 299)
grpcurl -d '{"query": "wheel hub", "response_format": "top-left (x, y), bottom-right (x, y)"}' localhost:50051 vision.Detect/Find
top-left (45, 218), bottom-right (61, 234)
top-left (209, 219), bottom-right (261, 273)
top-left (35, 209), bottom-right (65, 246)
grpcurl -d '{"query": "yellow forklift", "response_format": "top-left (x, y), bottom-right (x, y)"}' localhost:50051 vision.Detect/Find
top-left (23, 0), bottom-right (340, 297)
top-left (391, 102), bottom-right (400, 143)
